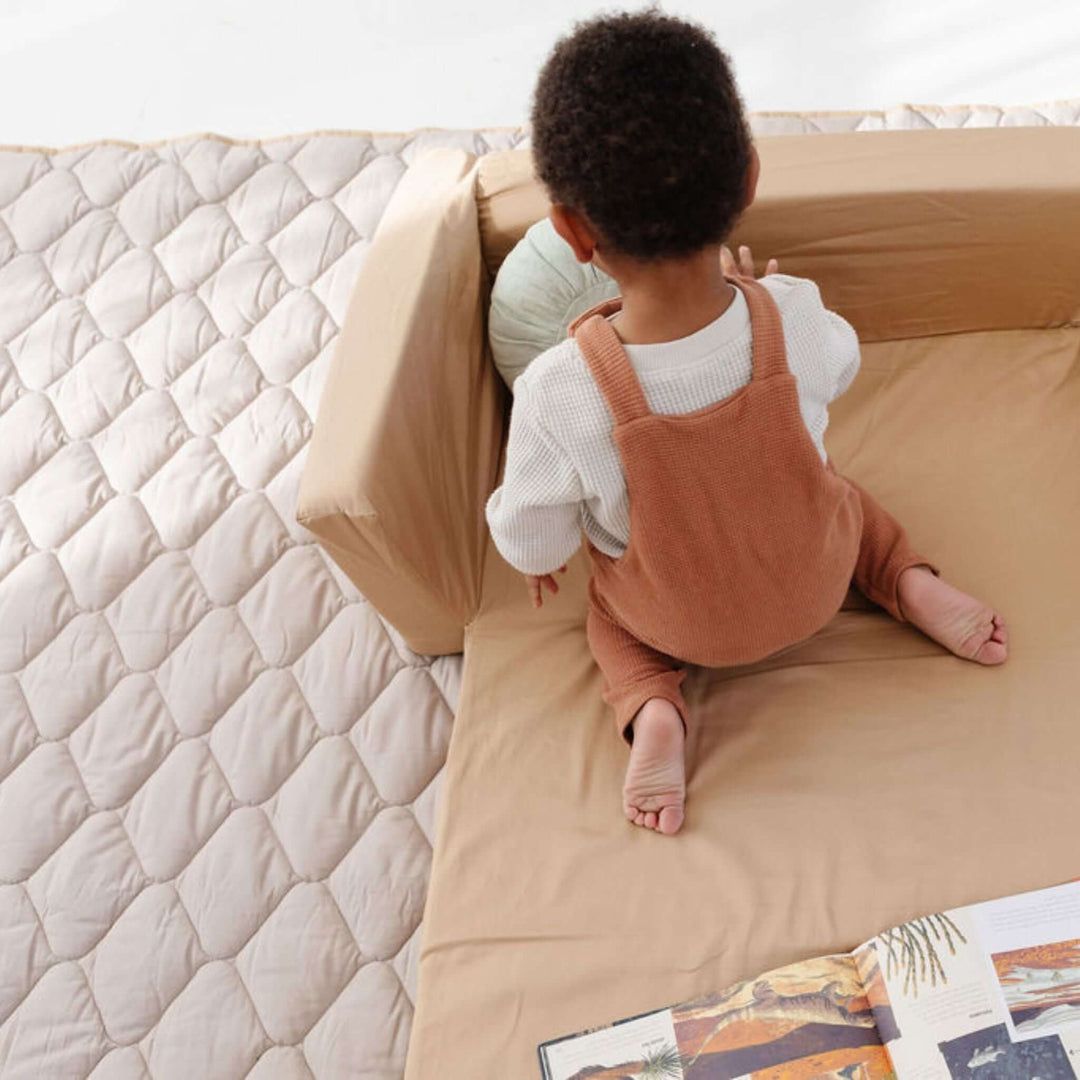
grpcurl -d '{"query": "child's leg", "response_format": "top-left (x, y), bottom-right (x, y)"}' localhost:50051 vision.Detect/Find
top-left (586, 589), bottom-right (688, 835)
top-left (844, 475), bottom-right (940, 623)
top-left (842, 473), bottom-right (1008, 665)
top-left (586, 590), bottom-right (688, 746)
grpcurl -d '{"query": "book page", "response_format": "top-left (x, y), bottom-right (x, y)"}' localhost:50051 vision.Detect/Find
top-left (853, 882), bottom-right (1080, 1080)
top-left (539, 1008), bottom-right (681, 1079)
top-left (969, 877), bottom-right (1080, 1056)
top-left (854, 909), bottom-right (1004, 1080)
top-left (539, 953), bottom-right (894, 1079)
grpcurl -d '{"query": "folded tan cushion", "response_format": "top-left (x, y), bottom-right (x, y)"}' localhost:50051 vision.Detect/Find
top-left (296, 147), bottom-right (506, 655)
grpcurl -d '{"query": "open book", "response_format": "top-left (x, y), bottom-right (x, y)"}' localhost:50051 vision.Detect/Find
top-left (539, 877), bottom-right (1080, 1079)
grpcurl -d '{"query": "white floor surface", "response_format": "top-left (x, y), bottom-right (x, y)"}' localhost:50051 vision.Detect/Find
top-left (1, 0), bottom-right (1078, 149)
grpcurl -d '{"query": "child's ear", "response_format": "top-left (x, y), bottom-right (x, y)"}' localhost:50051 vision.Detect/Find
top-left (549, 204), bottom-right (597, 263)
top-left (741, 144), bottom-right (761, 212)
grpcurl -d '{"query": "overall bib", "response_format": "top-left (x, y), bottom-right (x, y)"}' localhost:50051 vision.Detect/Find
top-left (567, 275), bottom-right (938, 745)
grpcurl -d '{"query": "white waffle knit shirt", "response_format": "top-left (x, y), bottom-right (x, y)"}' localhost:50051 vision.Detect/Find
top-left (485, 273), bottom-right (861, 576)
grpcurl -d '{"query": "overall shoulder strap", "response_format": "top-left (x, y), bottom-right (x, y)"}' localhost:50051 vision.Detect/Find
top-left (569, 298), bottom-right (651, 425)
top-left (728, 275), bottom-right (788, 380)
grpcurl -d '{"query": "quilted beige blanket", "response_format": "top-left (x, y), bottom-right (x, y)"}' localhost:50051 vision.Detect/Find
top-left (0, 126), bottom-right (507, 1079)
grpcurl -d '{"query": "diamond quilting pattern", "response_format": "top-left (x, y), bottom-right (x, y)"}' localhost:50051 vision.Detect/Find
top-left (156, 608), bottom-right (266, 734)
top-left (0, 883), bottom-right (54, 1024)
top-left (292, 605), bottom-right (405, 735)
top-left (14, 440), bottom-right (111, 549)
top-left (56, 495), bottom-right (163, 609)
top-left (138, 435), bottom-right (240, 548)
top-left (9, 297), bottom-right (96, 389)
top-left (4, 166), bottom-right (94, 252)
top-left (269, 737), bottom-right (383, 880)
top-left (327, 807), bottom-right (431, 960)
top-left (1, 963), bottom-right (111, 1078)
top-left (303, 962), bottom-right (413, 1076)
top-left (174, 808), bottom-right (295, 959)
top-left (198, 244), bottom-right (291, 337)
top-left (208, 669), bottom-right (321, 805)
top-left (0, 742), bottom-right (90, 882)
top-left (0, 393), bottom-right (66, 494)
top-left (0, 351), bottom-right (19, 414)
top-left (140, 961), bottom-right (268, 1080)
top-left (0, 552), bottom-right (77, 673)
top-left (85, 248), bottom-right (173, 340)
top-left (188, 493), bottom-right (291, 605)
top-left (92, 388), bottom-right (187, 493)
top-left (0, 676), bottom-right (36, 782)
top-left (86, 883), bottom-right (204, 1044)
top-left (68, 674), bottom-right (178, 807)
top-left (126, 292), bottom-right (221, 389)
top-left (104, 552), bottom-right (212, 671)
top-left (21, 613), bottom-right (128, 738)
top-left (215, 386), bottom-right (310, 492)
top-left (234, 882), bottom-right (360, 1043)
top-left (1, 110), bottom-right (1076, 1079)
top-left (121, 739), bottom-right (234, 881)
top-left (114, 163), bottom-right (203, 250)
top-left (0, 254), bottom-right (61, 342)
top-left (0, 502), bottom-right (30, 585)
top-left (245, 289), bottom-right (335, 385)
top-left (25, 811), bottom-right (147, 960)
top-left (48, 340), bottom-right (142, 440)
top-left (351, 668), bottom-right (454, 806)
top-left (0, 129), bottom-right (491, 1080)
top-left (169, 339), bottom-right (266, 436)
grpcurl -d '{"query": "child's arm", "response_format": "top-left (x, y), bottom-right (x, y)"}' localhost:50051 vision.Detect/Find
top-left (485, 377), bottom-right (584, 598)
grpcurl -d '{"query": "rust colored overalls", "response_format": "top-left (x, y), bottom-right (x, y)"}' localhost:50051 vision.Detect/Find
top-left (566, 275), bottom-right (937, 746)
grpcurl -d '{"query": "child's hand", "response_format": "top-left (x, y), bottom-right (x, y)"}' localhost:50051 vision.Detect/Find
top-left (721, 244), bottom-right (779, 279)
top-left (526, 566), bottom-right (568, 608)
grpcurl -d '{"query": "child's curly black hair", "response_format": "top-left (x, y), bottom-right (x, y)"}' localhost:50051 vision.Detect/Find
top-left (530, 6), bottom-right (753, 263)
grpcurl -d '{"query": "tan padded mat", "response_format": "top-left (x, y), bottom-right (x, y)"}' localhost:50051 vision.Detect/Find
top-left (406, 305), bottom-right (1080, 1079)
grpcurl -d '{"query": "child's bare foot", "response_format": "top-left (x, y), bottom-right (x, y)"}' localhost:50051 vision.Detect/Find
top-left (622, 698), bottom-right (686, 835)
top-left (897, 566), bottom-right (1008, 665)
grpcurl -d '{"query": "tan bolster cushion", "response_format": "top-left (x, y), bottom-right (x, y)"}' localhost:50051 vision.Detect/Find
top-left (296, 147), bottom-right (507, 655)
top-left (477, 126), bottom-right (1080, 342)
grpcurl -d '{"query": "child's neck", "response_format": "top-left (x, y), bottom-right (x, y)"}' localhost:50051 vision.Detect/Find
top-left (605, 243), bottom-right (735, 345)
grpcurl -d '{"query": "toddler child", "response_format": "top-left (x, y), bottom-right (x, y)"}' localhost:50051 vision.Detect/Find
top-left (485, 8), bottom-right (1007, 837)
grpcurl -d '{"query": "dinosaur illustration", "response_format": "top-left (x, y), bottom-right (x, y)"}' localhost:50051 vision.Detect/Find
top-left (683, 978), bottom-right (876, 1070)
top-left (706, 979), bottom-right (875, 1033)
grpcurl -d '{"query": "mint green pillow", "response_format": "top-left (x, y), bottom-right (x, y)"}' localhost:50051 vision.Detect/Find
top-left (488, 216), bottom-right (621, 390)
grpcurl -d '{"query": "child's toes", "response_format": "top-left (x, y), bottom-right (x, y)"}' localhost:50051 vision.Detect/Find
top-left (658, 805), bottom-right (684, 835)
top-left (973, 634), bottom-right (1008, 665)
top-left (982, 643), bottom-right (1008, 664)
top-left (644, 810), bottom-right (658, 830)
